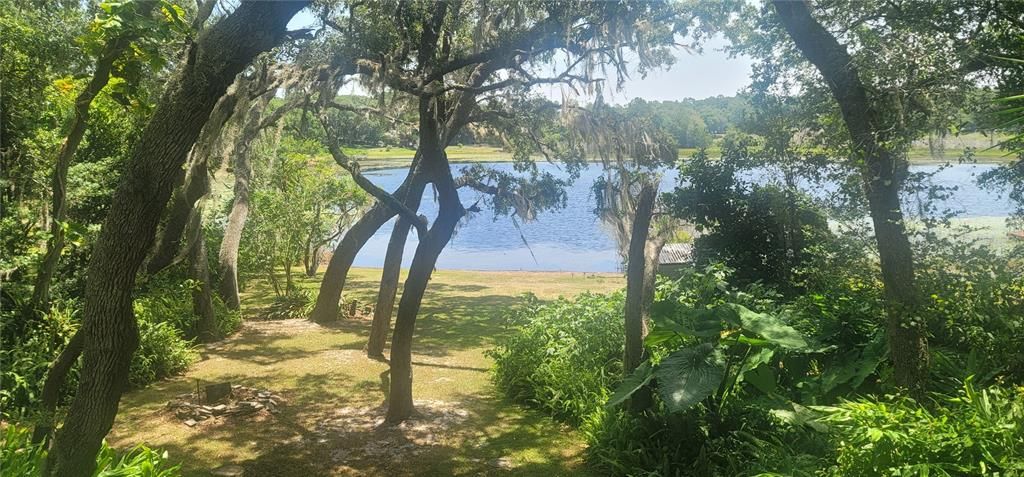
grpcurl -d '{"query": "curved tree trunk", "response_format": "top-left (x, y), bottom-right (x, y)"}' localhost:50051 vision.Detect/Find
top-left (624, 181), bottom-right (658, 411)
top-left (308, 171), bottom-right (421, 323)
top-left (367, 180), bottom-right (427, 358)
top-left (145, 88), bottom-right (239, 276)
top-left (42, 4), bottom-right (306, 475)
top-left (216, 96), bottom-right (268, 310)
top-left (773, 0), bottom-right (928, 390)
top-left (386, 158), bottom-right (463, 423)
top-left (145, 155), bottom-right (212, 276)
top-left (216, 152), bottom-right (251, 310)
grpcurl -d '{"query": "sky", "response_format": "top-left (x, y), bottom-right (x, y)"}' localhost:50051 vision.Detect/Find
top-left (287, 10), bottom-right (753, 103)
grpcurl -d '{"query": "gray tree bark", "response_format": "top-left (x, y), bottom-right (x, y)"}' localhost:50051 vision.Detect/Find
top-left (386, 156), bottom-right (464, 423)
top-left (308, 170), bottom-right (421, 323)
top-left (42, 4), bottom-right (307, 475)
top-left (144, 87), bottom-right (239, 276)
top-left (186, 206), bottom-right (218, 342)
top-left (217, 95), bottom-right (268, 310)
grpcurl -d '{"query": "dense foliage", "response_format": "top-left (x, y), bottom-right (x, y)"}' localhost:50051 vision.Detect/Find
top-left (488, 292), bottom-right (626, 425)
top-left (1, 425), bottom-right (181, 476)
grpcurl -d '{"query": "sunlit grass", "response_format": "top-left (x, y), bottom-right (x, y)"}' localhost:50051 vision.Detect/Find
top-left (108, 268), bottom-right (623, 476)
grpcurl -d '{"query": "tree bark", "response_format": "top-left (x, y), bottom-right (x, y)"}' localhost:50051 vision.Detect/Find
top-left (308, 170), bottom-right (421, 323)
top-left (145, 154), bottom-right (212, 276)
top-left (772, 0), bottom-right (928, 391)
top-left (624, 182), bottom-right (658, 411)
top-left (367, 180), bottom-right (427, 358)
top-left (386, 150), bottom-right (464, 423)
top-left (30, 8), bottom-right (150, 310)
top-left (145, 88), bottom-right (240, 276)
top-left (186, 207), bottom-right (218, 342)
top-left (42, 4), bottom-right (307, 475)
top-left (216, 95), bottom-right (268, 310)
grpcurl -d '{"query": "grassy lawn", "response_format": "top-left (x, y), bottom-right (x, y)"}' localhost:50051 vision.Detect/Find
top-left (108, 268), bottom-right (623, 476)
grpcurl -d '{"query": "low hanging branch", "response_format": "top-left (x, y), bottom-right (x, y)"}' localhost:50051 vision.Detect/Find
top-left (316, 115), bottom-right (428, 237)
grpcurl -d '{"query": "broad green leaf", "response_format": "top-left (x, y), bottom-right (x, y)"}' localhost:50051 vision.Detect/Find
top-left (606, 361), bottom-right (654, 408)
top-left (724, 304), bottom-right (808, 349)
top-left (744, 363), bottom-right (777, 395)
top-left (654, 343), bottom-right (725, 412)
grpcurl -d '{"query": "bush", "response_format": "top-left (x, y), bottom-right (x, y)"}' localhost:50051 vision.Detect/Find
top-left (261, 290), bottom-right (313, 321)
top-left (816, 380), bottom-right (1024, 476)
top-left (1, 424), bottom-right (182, 476)
top-left (0, 304), bottom-right (79, 420)
top-left (666, 147), bottom-right (830, 293)
top-left (135, 275), bottom-right (242, 340)
top-left (488, 292), bottom-right (625, 425)
top-left (128, 316), bottom-right (197, 389)
top-left (584, 404), bottom-right (826, 477)
top-left (1, 297), bottom-right (198, 419)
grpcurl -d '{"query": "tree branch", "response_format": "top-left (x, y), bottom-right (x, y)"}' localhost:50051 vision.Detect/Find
top-left (317, 115), bottom-right (428, 236)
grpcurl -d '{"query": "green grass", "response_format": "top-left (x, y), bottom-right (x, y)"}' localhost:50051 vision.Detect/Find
top-left (678, 132), bottom-right (1017, 165)
top-left (108, 268), bottom-right (623, 476)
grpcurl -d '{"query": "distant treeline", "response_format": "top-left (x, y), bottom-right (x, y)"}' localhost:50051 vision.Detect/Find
top-left (320, 94), bottom-right (750, 149)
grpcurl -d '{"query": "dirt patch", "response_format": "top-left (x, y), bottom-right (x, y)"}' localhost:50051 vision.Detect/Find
top-left (312, 400), bottom-right (472, 466)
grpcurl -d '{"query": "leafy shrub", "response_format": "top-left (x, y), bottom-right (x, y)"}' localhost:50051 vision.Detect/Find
top-left (488, 292), bottom-right (625, 425)
top-left (585, 404), bottom-right (826, 477)
top-left (1, 424), bottom-right (182, 476)
top-left (135, 275), bottom-right (241, 340)
top-left (212, 294), bottom-right (242, 336)
top-left (261, 290), bottom-right (314, 320)
top-left (128, 314), bottom-right (197, 389)
top-left (666, 147), bottom-right (830, 293)
top-left (816, 380), bottom-right (1024, 476)
top-left (1, 299), bottom-right (198, 420)
top-left (0, 304), bottom-right (79, 419)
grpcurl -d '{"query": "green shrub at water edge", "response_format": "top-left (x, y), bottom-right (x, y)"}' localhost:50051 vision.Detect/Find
top-left (1, 425), bottom-right (182, 476)
top-left (487, 291), bottom-right (625, 425)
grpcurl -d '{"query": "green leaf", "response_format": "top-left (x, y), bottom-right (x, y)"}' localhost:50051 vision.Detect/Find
top-left (724, 304), bottom-right (807, 349)
top-left (653, 343), bottom-right (726, 412)
top-left (606, 362), bottom-right (654, 408)
top-left (744, 363), bottom-right (777, 395)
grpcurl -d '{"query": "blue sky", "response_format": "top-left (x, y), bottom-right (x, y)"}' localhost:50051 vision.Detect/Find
top-left (287, 9), bottom-right (752, 102)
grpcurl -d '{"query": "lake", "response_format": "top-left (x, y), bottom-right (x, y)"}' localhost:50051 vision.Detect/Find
top-left (352, 162), bottom-right (1015, 272)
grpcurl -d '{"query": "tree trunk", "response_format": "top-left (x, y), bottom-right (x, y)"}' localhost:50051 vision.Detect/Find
top-left (386, 159), bottom-right (463, 423)
top-left (308, 173), bottom-right (419, 323)
top-left (186, 207), bottom-right (218, 342)
top-left (772, 0), bottom-right (928, 391)
top-left (30, 22), bottom-right (143, 311)
top-left (42, 4), bottom-right (306, 475)
top-left (145, 155), bottom-right (212, 276)
top-left (216, 96), bottom-right (267, 310)
top-left (31, 329), bottom-right (84, 445)
top-left (145, 87), bottom-right (240, 276)
top-left (367, 180), bottom-right (427, 358)
top-left (624, 182), bottom-right (658, 411)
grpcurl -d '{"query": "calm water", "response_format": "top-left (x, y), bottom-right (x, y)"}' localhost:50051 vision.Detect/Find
top-left (351, 163), bottom-right (1014, 272)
